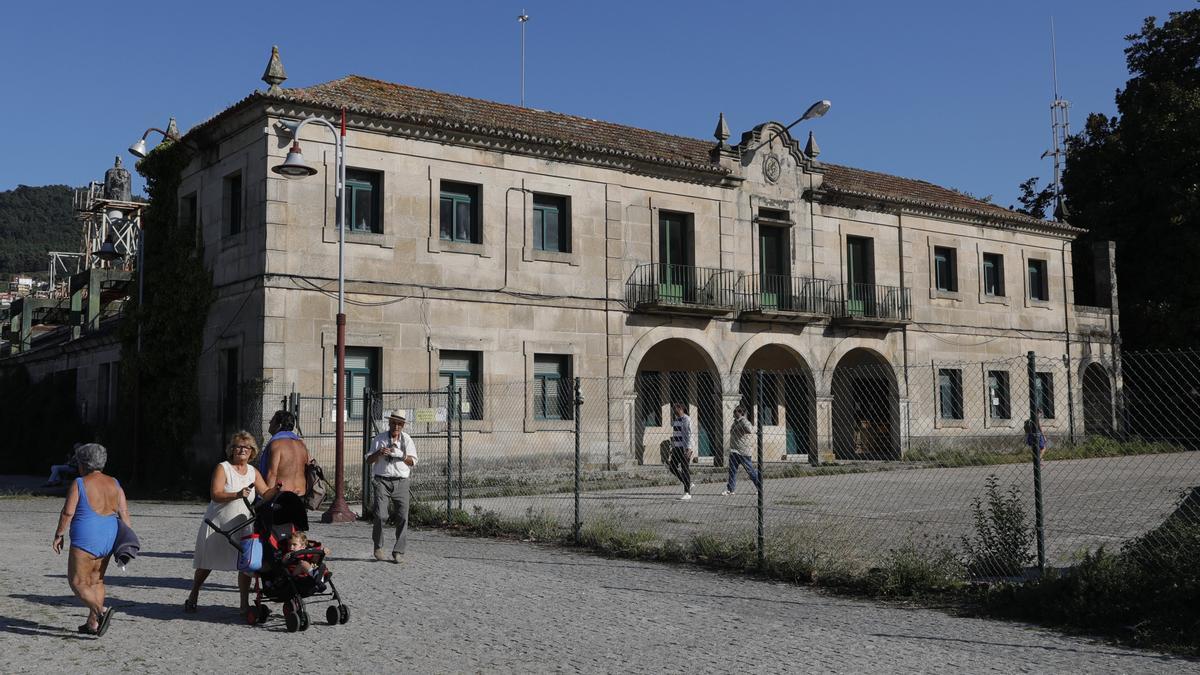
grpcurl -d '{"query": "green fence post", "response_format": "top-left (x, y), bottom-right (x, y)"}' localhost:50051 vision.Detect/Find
top-left (1026, 351), bottom-right (1047, 576)
top-left (756, 370), bottom-right (765, 569)
top-left (574, 377), bottom-right (583, 545)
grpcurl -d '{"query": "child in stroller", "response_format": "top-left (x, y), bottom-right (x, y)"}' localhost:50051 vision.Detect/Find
top-left (207, 491), bottom-right (349, 632)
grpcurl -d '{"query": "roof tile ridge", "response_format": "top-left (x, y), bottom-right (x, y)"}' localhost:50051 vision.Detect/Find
top-left (297, 74), bottom-right (715, 148)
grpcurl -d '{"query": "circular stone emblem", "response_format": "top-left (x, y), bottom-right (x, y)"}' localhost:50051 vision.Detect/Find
top-left (763, 154), bottom-right (782, 184)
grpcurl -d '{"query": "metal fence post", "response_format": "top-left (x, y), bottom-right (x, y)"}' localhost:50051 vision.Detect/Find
top-left (1026, 351), bottom-right (1047, 575)
top-left (1063, 353), bottom-right (1076, 445)
top-left (574, 376), bottom-right (583, 545)
top-left (446, 383), bottom-right (454, 519)
top-left (457, 385), bottom-right (464, 511)
top-left (361, 387), bottom-right (375, 513)
top-left (756, 370), bottom-right (765, 569)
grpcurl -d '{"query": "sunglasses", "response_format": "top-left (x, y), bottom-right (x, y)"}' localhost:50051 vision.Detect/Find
top-left (232, 445), bottom-right (254, 452)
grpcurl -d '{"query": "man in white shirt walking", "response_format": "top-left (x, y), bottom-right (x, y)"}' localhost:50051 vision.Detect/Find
top-left (366, 410), bottom-right (418, 563)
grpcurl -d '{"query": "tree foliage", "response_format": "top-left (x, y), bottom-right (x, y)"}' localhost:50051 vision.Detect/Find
top-left (0, 185), bottom-right (78, 278)
top-left (1063, 9), bottom-right (1200, 348)
top-left (1011, 176), bottom-right (1057, 220)
top-left (111, 141), bottom-right (214, 491)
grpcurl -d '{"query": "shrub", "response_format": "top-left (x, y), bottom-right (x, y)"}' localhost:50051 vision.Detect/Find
top-left (962, 474), bottom-right (1033, 577)
top-left (866, 538), bottom-right (965, 596)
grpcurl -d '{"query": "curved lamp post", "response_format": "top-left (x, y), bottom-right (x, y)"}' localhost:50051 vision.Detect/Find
top-left (272, 108), bottom-right (356, 524)
top-left (752, 99), bottom-right (832, 151)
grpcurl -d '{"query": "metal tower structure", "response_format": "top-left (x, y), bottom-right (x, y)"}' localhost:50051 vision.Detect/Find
top-left (1042, 17), bottom-right (1071, 222)
top-left (72, 156), bottom-right (144, 277)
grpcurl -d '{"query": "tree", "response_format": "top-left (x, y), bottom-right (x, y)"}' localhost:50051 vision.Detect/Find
top-left (1012, 177), bottom-right (1057, 220)
top-left (1063, 9), bottom-right (1200, 349)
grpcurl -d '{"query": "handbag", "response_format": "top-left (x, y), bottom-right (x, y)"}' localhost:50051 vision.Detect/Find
top-left (238, 533), bottom-right (263, 572)
top-left (303, 459), bottom-right (330, 511)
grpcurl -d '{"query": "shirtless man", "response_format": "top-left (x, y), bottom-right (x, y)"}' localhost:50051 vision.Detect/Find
top-left (264, 410), bottom-right (311, 495)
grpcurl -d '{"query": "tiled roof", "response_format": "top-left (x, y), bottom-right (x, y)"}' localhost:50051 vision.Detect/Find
top-left (188, 75), bottom-right (1076, 233)
top-left (819, 163), bottom-right (1082, 232)
top-left (277, 75), bottom-right (728, 176)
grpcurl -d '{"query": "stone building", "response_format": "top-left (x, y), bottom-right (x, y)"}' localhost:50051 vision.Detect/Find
top-left (2, 54), bottom-right (1121, 476)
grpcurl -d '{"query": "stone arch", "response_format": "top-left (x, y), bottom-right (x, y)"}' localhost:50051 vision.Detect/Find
top-left (623, 327), bottom-right (725, 391)
top-left (735, 343), bottom-right (817, 460)
top-left (830, 347), bottom-right (901, 460)
top-left (628, 334), bottom-right (725, 465)
top-left (1081, 361), bottom-right (1114, 436)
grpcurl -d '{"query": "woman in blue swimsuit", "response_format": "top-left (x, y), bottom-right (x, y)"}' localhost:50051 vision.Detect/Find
top-left (51, 443), bottom-right (131, 637)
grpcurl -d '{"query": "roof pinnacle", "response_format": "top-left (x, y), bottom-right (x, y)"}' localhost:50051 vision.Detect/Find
top-left (262, 46), bottom-right (288, 94)
top-left (804, 130), bottom-right (821, 159)
top-left (713, 112), bottom-right (730, 148)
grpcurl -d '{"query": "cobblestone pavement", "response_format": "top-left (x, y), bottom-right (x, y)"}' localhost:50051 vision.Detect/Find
top-left (1, 496), bottom-right (1196, 674)
top-left (459, 453), bottom-right (1200, 565)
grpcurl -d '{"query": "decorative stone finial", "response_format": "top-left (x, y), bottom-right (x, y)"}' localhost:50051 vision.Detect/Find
top-left (262, 45), bottom-right (288, 94)
top-left (804, 130), bottom-right (821, 159)
top-left (713, 112), bottom-right (730, 148)
top-left (165, 117), bottom-right (181, 141)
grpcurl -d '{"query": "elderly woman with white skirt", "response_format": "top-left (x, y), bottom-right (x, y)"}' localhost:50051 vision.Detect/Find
top-left (185, 431), bottom-right (277, 619)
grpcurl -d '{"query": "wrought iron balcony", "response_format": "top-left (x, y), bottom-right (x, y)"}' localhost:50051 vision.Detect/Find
top-left (831, 283), bottom-right (912, 326)
top-left (625, 263), bottom-right (737, 315)
top-left (737, 275), bottom-right (830, 321)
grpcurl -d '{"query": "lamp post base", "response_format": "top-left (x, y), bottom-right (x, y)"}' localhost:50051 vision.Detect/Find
top-left (321, 497), bottom-right (357, 523)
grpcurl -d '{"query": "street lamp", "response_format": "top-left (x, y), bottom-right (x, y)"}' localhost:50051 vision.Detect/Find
top-left (272, 107), bottom-right (356, 524)
top-left (129, 118), bottom-right (182, 158)
top-left (752, 99), bottom-right (832, 151)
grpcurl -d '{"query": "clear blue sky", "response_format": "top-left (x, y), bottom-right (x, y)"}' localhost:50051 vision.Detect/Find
top-left (0, 0), bottom-right (1190, 207)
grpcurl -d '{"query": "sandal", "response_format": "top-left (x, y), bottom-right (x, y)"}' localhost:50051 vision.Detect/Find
top-left (77, 623), bottom-right (98, 635)
top-left (183, 597), bottom-right (197, 613)
top-left (96, 607), bottom-right (114, 637)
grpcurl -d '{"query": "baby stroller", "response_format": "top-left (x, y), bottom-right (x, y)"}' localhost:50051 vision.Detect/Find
top-left (205, 491), bottom-right (350, 632)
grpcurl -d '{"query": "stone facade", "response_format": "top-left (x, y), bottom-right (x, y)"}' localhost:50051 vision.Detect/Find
top-left (159, 76), bottom-right (1119, 471)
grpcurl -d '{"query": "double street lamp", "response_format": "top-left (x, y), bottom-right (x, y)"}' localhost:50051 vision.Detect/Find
top-left (272, 108), bottom-right (357, 524)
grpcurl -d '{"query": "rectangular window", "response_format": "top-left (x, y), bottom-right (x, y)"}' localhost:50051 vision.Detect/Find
top-left (439, 350), bottom-right (482, 420)
top-left (180, 193), bottom-right (198, 232)
top-left (1035, 371), bottom-right (1055, 419)
top-left (757, 207), bottom-right (791, 224)
top-left (439, 181), bottom-right (481, 243)
top-left (987, 370), bottom-right (1011, 420)
top-left (219, 347), bottom-right (240, 438)
top-left (938, 368), bottom-right (964, 420)
top-left (223, 173), bottom-right (242, 236)
top-left (1028, 258), bottom-right (1049, 301)
top-left (637, 371), bottom-right (662, 427)
top-left (934, 246), bottom-right (958, 292)
top-left (345, 169), bottom-right (382, 234)
top-left (532, 193), bottom-right (570, 253)
top-left (341, 347), bottom-right (380, 420)
top-left (533, 354), bottom-right (571, 420)
top-left (983, 253), bottom-right (1005, 297)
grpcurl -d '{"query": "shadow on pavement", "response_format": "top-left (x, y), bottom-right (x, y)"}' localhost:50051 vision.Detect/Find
top-left (0, 615), bottom-right (91, 639)
top-left (10, 593), bottom-right (269, 628)
top-left (866, 632), bottom-right (1195, 663)
top-left (43, 574), bottom-right (235, 591)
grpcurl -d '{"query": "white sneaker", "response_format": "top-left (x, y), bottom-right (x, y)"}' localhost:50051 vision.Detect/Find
top-left (679, 493), bottom-right (692, 501)
top-left (722, 490), bottom-right (735, 496)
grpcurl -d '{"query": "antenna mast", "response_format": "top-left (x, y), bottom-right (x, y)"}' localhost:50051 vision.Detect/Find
top-left (1044, 16), bottom-right (1071, 221)
top-left (518, 10), bottom-right (530, 107)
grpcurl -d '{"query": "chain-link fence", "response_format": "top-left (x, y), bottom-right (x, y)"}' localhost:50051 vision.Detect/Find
top-left (238, 349), bottom-right (1200, 581)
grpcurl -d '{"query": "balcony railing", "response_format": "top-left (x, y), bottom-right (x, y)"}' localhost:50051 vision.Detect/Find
top-left (738, 275), bottom-right (830, 317)
top-left (625, 263), bottom-right (737, 314)
top-left (831, 283), bottom-right (912, 324)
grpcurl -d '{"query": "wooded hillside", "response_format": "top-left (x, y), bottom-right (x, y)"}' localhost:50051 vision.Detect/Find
top-left (0, 185), bottom-right (78, 278)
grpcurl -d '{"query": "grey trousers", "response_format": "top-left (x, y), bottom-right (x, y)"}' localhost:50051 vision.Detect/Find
top-left (371, 476), bottom-right (410, 554)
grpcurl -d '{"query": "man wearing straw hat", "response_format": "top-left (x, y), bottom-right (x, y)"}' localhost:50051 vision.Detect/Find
top-left (366, 410), bottom-right (418, 563)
